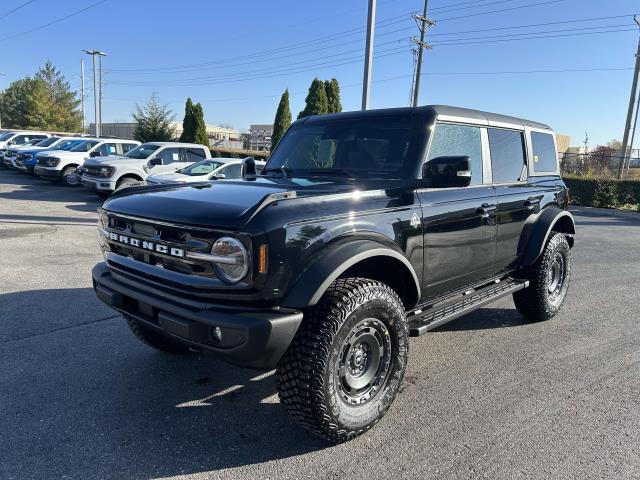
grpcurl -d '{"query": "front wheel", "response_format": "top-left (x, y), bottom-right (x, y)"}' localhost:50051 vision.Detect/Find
top-left (61, 166), bottom-right (80, 186)
top-left (513, 232), bottom-right (572, 321)
top-left (277, 278), bottom-right (408, 443)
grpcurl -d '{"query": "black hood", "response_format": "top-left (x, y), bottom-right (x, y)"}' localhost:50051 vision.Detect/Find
top-left (102, 177), bottom-right (363, 229)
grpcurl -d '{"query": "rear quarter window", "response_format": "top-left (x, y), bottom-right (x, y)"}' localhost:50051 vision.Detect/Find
top-left (530, 132), bottom-right (558, 173)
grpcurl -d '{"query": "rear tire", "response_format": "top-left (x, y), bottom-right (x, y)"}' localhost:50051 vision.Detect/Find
top-left (513, 232), bottom-right (571, 321)
top-left (125, 316), bottom-right (190, 354)
top-left (276, 278), bottom-right (408, 443)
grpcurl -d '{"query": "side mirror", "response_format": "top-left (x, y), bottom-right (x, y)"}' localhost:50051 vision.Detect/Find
top-left (89, 150), bottom-right (101, 157)
top-left (422, 156), bottom-right (472, 188)
top-left (242, 156), bottom-right (256, 180)
top-left (148, 157), bottom-right (162, 166)
top-left (213, 173), bottom-right (226, 180)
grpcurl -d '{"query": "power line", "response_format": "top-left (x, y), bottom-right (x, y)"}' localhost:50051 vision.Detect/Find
top-left (0, 0), bottom-right (36, 20)
top-left (434, 0), bottom-right (570, 22)
top-left (102, 66), bottom-right (634, 105)
top-left (0, 0), bottom-right (108, 42)
top-left (107, 26), bottom-right (635, 88)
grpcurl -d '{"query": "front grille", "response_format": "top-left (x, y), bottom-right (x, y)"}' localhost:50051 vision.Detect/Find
top-left (37, 156), bottom-right (54, 166)
top-left (103, 213), bottom-right (217, 278)
top-left (17, 153), bottom-right (31, 160)
top-left (84, 165), bottom-right (105, 177)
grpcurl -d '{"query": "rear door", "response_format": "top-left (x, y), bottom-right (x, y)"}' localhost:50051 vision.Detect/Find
top-left (489, 128), bottom-right (539, 266)
top-left (417, 122), bottom-right (498, 299)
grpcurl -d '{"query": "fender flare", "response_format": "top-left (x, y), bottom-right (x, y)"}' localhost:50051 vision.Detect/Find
top-left (281, 239), bottom-right (421, 309)
top-left (520, 207), bottom-right (575, 267)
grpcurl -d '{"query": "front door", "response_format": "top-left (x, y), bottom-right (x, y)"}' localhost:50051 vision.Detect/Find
top-left (417, 122), bottom-right (497, 300)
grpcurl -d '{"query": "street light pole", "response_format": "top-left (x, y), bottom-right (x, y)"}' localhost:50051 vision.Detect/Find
top-left (82, 49), bottom-right (107, 137)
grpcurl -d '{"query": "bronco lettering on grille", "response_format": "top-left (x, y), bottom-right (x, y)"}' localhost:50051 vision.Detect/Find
top-left (108, 232), bottom-right (185, 258)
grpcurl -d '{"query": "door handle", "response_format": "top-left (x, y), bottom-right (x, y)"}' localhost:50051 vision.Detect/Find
top-left (524, 197), bottom-right (540, 210)
top-left (477, 203), bottom-right (496, 218)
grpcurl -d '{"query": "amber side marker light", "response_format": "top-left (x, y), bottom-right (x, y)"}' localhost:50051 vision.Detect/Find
top-left (258, 244), bottom-right (268, 274)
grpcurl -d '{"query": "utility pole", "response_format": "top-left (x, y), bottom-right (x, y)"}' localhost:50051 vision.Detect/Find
top-left (98, 55), bottom-right (103, 130)
top-left (82, 49), bottom-right (107, 137)
top-left (80, 59), bottom-right (86, 133)
top-left (411, 0), bottom-right (434, 107)
top-left (361, 0), bottom-right (376, 110)
top-left (626, 92), bottom-right (640, 177)
top-left (618, 15), bottom-right (640, 179)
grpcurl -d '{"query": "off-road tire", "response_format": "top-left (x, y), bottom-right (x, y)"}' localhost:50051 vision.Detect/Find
top-left (276, 277), bottom-right (408, 443)
top-left (513, 232), bottom-right (571, 321)
top-left (125, 316), bottom-right (190, 354)
top-left (61, 166), bottom-right (79, 186)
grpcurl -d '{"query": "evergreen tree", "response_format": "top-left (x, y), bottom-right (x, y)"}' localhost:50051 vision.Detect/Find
top-left (193, 102), bottom-right (209, 147)
top-left (298, 78), bottom-right (329, 119)
top-left (34, 61), bottom-right (82, 131)
top-left (0, 61), bottom-right (81, 131)
top-left (179, 98), bottom-right (196, 142)
top-left (271, 89), bottom-right (292, 148)
top-left (132, 94), bottom-right (175, 142)
top-left (324, 78), bottom-right (342, 114)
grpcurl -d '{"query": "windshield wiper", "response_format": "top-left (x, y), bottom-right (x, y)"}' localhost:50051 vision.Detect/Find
top-left (262, 166), bottom-right (292, 177)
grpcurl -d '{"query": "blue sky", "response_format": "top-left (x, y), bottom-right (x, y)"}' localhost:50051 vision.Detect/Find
top-left (0, 0), bottom-right (638, 146)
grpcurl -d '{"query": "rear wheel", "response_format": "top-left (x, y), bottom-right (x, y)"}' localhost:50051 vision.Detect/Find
top-left (277, 278), bottom-right (408, 443)
top-left (513, 232), bottom-right (571, 321)
top-left (125, 316), bottom-right (190, 354)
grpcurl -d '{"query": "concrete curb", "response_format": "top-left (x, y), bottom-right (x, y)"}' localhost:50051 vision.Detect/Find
top-left (570, 205), bottom-right (640, 219)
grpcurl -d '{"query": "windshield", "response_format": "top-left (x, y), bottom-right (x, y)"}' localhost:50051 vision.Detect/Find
top-left (0, 132), bottom-right (15, 141)
top-left (178, 159), bottom-right (225, 176)
top-left (264, 117), bottom-right (420, 179)
top-left (35, 137), bottom-right (60, 147)
top-left (125, 144), bottom-right (160, 159)
top-left (59, 140), bottom-right (83, 150)
top-left (70, 140), bottom-right (100, 152)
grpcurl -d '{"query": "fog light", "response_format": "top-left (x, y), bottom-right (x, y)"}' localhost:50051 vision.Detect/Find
top-left (212, 326), bottom-right (223, 344)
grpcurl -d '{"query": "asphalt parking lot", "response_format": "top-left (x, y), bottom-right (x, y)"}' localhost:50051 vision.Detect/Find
top-left (1, 168), bottom-right (639, 480)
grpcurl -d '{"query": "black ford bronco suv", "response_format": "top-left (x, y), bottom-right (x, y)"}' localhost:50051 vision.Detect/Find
top-left (92, 105), bottom-right (575, 442)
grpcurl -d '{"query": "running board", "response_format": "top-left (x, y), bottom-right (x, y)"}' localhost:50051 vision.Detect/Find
top-left (408, 277), bottom-right (529, 336)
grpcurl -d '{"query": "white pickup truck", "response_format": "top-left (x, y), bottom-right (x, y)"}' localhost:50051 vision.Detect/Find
top-left (80, 142), bottom-right (210, 197)
top-left (34, 138), bottom-right (140, 186)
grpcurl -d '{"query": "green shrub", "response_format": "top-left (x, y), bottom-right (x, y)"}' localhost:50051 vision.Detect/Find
top-left (563, 175), bottom-right (640, 209)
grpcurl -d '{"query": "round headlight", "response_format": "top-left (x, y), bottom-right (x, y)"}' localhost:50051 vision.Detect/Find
top-left (211, 237), bottom-right (249, 283)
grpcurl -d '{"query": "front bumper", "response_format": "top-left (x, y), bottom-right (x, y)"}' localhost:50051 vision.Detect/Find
top-left (81, 176), bottom-right (116, 191)
top-left (92, 262), bottom-right (303, 370)
top-left (34, 166), bottom-right (61, 179)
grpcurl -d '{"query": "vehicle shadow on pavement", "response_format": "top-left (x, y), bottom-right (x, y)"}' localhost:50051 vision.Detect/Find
top-left (0, 287), bottom-right (328, 479)
top-left (434, 307), bottom-right (528, 331)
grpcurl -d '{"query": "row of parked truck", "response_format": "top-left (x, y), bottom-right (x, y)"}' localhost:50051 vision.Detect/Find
top-left (0, 130), bottom-right (264, 197)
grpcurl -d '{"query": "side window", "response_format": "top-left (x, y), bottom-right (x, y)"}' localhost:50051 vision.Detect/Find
top-left (122, 143), bottom-right (138, 153)
top-left (185, 147), bottom-right (207, 163)
top-left (426, 123), bottom-right (483, 185)
top-left (530, 132), bottom-right (558, 173)
top-left (157, 147), bottom-right (181, 164)
top-left (93, 143), bottom-right (116, 156)
top-left (12, 135), bottom-right (28, 144)
top-left (488, 128), bottom-right (526, 183)
top-left (219, 163), bottom-right (242, 179)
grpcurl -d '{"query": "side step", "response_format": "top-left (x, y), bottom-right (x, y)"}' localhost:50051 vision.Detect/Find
top-left (408, 277), bottom-right (529, 336)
